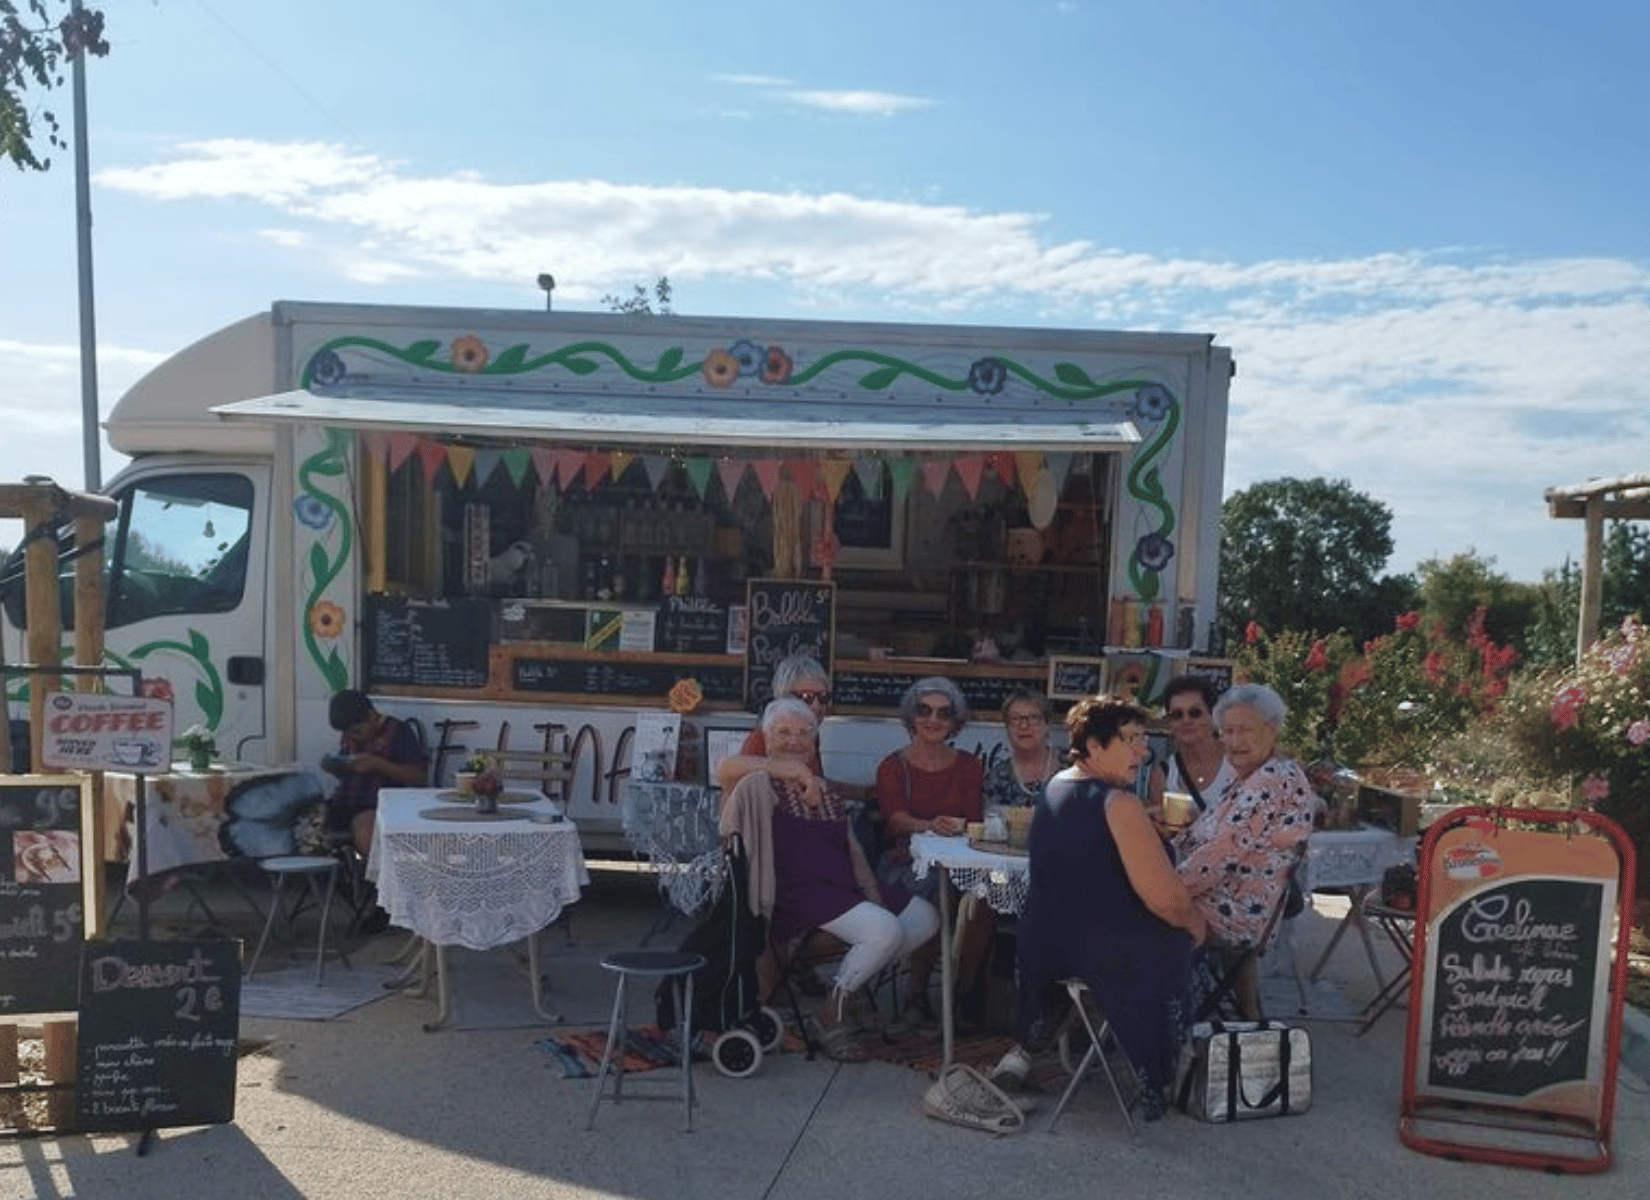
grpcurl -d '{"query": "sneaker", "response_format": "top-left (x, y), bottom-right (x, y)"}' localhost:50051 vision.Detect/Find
top-left (988, 1045), bottom-right (1033, 1091)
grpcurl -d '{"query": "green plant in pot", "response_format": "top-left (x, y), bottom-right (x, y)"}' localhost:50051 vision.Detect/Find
top-left (178, 724), bottom-right (217, 771)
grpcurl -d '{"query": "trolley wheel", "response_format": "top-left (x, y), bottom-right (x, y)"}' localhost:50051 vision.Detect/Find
top-left (750, 1006), bottom-right (786, 1053)
top-left (712, 1029), bottom-right (763, 1078)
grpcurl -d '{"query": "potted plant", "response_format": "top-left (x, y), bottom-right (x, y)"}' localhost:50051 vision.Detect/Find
top-left (458, 752), bottom-right (505, 812)
top-left (178, 724), bottom-right (217, 771)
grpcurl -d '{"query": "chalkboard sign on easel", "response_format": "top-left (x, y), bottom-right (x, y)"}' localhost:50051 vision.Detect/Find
top-left (744, 580), bottom-right (834, 708)
top-left (1400, 806), bottom-right (1635, 1174)
top-left (0, 777), bottom-right (87, 1014)
top-left (365, 595), bottom-right (491, 688)
top-left (75, 939), bottom-right (241, 1133)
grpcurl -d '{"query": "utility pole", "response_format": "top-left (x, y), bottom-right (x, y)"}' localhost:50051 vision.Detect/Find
top-left (72, 0), bottom-right (101, 489)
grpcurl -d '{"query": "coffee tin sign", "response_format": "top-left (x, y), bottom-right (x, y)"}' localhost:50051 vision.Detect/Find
top-left (40, 691), bottom-right (173, 772)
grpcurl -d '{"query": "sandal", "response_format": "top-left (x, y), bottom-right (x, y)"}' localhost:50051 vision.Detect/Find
top-left (809, 1017), bottom-right (870, 1063)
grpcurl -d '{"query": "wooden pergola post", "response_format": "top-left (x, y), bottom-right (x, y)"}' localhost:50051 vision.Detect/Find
top-left (1544, 473), bottom-right (1650, 661)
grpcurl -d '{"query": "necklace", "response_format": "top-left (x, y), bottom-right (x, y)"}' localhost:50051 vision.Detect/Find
top-left (1012, 747), bottom-right (1055, 794)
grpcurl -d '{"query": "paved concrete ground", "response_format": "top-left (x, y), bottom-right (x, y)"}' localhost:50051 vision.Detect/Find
top-left (3, 867), bottom-right (1648, 1200)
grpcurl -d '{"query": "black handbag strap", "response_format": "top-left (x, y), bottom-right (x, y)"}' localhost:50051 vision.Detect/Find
top-left (1231, 1026), bottom-right (1293, 1115)
top-left (1173, 752), bottom-right (1207, 811)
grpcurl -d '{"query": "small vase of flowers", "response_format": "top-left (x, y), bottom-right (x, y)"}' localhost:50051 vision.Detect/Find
top-left (178, 724), bottom-right (217, 771)
top-left (463, 752), bottom-right (505, 813)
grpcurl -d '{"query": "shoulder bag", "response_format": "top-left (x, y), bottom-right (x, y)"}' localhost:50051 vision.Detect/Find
top-left (1177, 1019), bottom-right (1312, 1122)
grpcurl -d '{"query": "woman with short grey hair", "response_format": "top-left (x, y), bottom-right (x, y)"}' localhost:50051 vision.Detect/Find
top-left (895, 675), bottom-right (970, 737)
top-left (1174, 681), bottom-right (1319, 1017)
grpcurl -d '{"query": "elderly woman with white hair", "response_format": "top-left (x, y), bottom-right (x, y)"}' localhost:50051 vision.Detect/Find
top-left (1173, 682), bottom-right (1320, 1016)
top-left (721, 697), bottom-right (940, 1059)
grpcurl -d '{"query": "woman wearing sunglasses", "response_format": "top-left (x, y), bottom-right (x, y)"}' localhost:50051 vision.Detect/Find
top-left (715, 654), bottom-right (837, 803)
top-left (874, 676), bottom-right (985, 1023)
top-left (1148, 674), bottom-right (1235, 817)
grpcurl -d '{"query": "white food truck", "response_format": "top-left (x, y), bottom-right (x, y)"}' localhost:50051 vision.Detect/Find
top-left (3, 301), bottom-right (1232, 850)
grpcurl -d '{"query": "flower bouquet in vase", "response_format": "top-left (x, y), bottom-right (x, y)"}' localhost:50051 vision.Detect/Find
top-left (462, 753), bottom-right (505, 813)
top-left (178, 724), bottom-right (218, 771)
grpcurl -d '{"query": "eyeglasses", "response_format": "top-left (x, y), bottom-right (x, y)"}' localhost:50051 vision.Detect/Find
top-left (1166, 706), bottom-right (1205, 720)
top-left (790, 690), bottom-right (831, 706)
top-left (915, 703), bottom-right (955, 720)
top-left (1006, 713), bottom-right (1045, 727)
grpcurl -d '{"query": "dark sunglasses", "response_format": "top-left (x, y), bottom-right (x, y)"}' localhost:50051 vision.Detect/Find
top-left (915, 703), bottom-right (954, 720)
top-left (1167, 706), bottom-right (1206, 720)
top-left (790, 690), bottom-right (831, 705)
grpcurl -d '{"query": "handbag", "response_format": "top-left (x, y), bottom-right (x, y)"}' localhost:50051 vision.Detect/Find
top-left (1177, 1020), bottom-right (1312, 1122)
top-left (921, 1064), bottom-right (1025, 1135)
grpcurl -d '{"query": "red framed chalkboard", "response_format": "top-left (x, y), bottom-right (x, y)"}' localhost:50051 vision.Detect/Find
top-left (1399, 806), bottom-right (1636, 1173)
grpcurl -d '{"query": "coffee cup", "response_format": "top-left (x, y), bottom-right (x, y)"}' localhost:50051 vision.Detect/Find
top-left (1163, 791), bottom-right (1195, 830)
top-left (966, 821), bottom-right (985, 843)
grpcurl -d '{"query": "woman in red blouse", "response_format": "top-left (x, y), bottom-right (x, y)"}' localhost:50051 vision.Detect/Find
top-left (874, 676), bottom-right (985, 1023)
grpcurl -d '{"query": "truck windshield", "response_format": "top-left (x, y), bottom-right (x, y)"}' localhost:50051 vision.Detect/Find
top-left (1, 474), bottom-right (254, 631)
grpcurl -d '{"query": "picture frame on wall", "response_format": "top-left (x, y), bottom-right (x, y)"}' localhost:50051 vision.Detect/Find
top-left (831, 466), bottom-right (906, 568)
top-left (703, 727), bottom-right (748, 789)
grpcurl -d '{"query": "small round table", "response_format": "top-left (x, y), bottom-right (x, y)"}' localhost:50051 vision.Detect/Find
top-left (586, 950), bottom-right (707, 1131)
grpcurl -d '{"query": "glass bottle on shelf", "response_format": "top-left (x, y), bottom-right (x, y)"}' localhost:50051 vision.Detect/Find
top-left (661, 555), bottom-right (676, 597)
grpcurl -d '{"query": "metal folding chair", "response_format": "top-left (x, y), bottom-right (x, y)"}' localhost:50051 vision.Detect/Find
top-left (1046, 979), bottom-right (1139, 1135)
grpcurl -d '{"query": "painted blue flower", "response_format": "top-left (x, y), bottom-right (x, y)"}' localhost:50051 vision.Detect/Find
top-left (1132, 383), bottom-right (1173, 422)
top-left (967, 357), bottom-right (1008, 395)
top-left (1135, 532), bottom-right (1174, 572)
top-left (293, 495), bottom-right (333, 531)
top-left (308, 349), bottom-right (346, 386)
top-left (728, 339), bottom-right (766, 378)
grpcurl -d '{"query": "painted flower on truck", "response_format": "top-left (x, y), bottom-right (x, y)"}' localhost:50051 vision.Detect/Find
top-left (308, 600), bottom-right (345, 640)
top-left (451, 334), bottom-right (490, 373)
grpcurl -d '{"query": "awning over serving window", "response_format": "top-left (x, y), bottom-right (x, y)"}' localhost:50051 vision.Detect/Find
top-left (213, 388), bottom-right (1141, 453)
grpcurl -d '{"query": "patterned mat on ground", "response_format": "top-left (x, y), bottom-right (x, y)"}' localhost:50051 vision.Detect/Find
top-left (539, 1026), bottom-right (686, 1079)
top-left (241, 962), bottom-right (401, 1021)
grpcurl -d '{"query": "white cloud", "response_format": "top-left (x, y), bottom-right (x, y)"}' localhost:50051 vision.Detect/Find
top-left (710, 73), bottom-right (795, 88)
top-left (81, 139), bottom-right (1650, 578)
top-left (783, 89), bottom-right (936, 116)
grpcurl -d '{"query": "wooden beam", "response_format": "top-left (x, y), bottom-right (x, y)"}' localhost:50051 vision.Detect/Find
top-left (1577, 499), bottom-right (1604, 660)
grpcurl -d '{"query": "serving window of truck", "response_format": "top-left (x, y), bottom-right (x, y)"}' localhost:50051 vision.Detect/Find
top-left (218, 311), bottom-right (1230, 714)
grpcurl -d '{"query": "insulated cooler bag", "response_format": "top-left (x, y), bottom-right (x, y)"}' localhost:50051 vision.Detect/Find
top-left (1178, 1020), bottom-right (1312, 1122)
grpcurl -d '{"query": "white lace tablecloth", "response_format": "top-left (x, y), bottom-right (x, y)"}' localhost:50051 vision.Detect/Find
top-left (1301, 825), bottom-right (1415, 892)
top-left (909, 831), bottom-right (1031, 915)
top-left (621, 782), bottom-right (724, 915)
top-left (370, 789), bottom-right (589, 951)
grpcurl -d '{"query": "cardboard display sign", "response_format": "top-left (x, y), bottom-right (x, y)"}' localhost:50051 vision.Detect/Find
top-left (40, 691), bottom-right (173, 772)
top-left (1400, 806), bottom-right (1635, 1174)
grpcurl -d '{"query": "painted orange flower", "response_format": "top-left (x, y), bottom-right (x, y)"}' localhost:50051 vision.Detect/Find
top-left (309, 600), bottom-right (346, 640)
top-left (668, 678), bottom-right (704, 713)
top-left (451, 334), bottom-right (489, 373)
top-left (702, 348), bottom-right (738, 388)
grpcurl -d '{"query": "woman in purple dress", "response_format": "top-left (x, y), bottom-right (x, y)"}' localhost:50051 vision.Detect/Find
top-left (991, 695), bottom-right (1206, 1117)
top-left (721, 698), bottom-right (939, 1061)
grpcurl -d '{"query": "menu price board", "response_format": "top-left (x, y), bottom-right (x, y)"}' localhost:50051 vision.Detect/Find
top-left (656, 596), bottom-right (729, 654)
top-left (75, 939), bottom-right (241, 1132)
top-left (0, 777), bottom-right (87, 1015)
top-left (365, 595), bottom-right (491, 688)
top-left (1401, 807), bottom-right (1634, 1173)
top-left (832, 668), bottom-right (1029, 715)
top-left (744, 580), bottom-right (834, 708)
top-left (512, 657), bottom-right (745, 704)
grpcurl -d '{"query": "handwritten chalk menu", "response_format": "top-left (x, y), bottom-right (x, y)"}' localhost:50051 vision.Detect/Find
top-left (365, 594), bottom-right (491, 688)
top-left (0, 778), bottom-right (87, 1015)
top-left (744, 580), bottom-right (834, 708)
top-left (656, 597), bottom-right (729, 654)
top-left (832, 668), bottom-right (1028, 714)
top-left (1047, 656), bottom-right (1104, 700)
top-left (1401, 807), bottom-right (1632, 1173)
top-left (513, 657), bottom-right (745, 704)
top-left (75, 939), bottom-right (240, 1132)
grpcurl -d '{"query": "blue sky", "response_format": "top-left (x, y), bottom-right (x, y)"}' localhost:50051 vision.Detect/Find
top-left (4, 0), bottom-right (1649, 582)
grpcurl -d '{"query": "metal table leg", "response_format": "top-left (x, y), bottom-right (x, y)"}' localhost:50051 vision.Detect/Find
top-left (938, 867), bottom-right (955, 1072)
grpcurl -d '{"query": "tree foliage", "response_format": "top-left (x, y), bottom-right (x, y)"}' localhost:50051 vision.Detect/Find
top-left (1, 1), bottom-right (108, 173)
top-left (1414, 550), bottom-right (1539, 653)
top-left (1218, 476), bottom-right (1407, 646)
top-left (601, 275), bottom-right (673, 315)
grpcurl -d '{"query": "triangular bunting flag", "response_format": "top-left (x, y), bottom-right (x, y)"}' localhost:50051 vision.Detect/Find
top-left (955, 455), bottom-right (984, 499)
top-left (609, 450), bottom-right (635, 483)
top-left (469, 447), bottom-right (500, 487)
top-left (529, 446), bottom-right (554, 485)
top-left (501, 447), bottom-right (531, 486)
top-left (786, 458), bottom-right (821, 501)
top-left (416, 438), bottom-right (448, 486)
top-left (985, 450), bottom-right (1015, 488)
top-left (1015, 450), bottom-right (1044, 492)
top-left (886, 456), bottom-right (916, 500)
top-left (853, 454), bottom-right (884, 497)
top-left (683, 456), bottom-right (713, 499)
top-left (582, 451), bottom-right (611, 489)
top-left (387, 431), bottom-right (419, 473)
top-left (751, 458), bottom-right (781, 501)
top-left (920, 458), bottom-right (952, 497)
top-left (642, 454), bottom-right (671, 492)
top-left (554, 448), bottom-right (585, 491)
top-left (717, 457), bottom-right (747, 502)
top-left (818, 458), bottom-right (852, 501)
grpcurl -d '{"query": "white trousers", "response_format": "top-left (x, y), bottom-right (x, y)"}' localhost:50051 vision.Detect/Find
top-left (820, 897), bottom-right (939, 995)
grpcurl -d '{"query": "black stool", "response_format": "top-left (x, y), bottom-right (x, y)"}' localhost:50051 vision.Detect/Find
top-left (586, 950), bottom-right (706, 1131)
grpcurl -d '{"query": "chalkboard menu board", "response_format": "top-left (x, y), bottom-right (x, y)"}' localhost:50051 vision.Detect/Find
top-left (1047, 656), bottom-right (1104, 700)
top-left (513, 657), bottom-right (745, 704)
top-left (365, 595), bottom-right (491, 688)
top-left (744, 580), bottom-right (834, 708)
top-left (656, 597), bottom-right (729, 654)
top-left (0, 778), bottom-right (86, 1015)
top-left (496, 601), bottom-right (587, 644)
top-left (75, 939), bottom-right (240, 1132)
top-left (833, 668), bottom-right (1029, 715)
top-left (1422, 876), bottom-right (1602, 1097)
